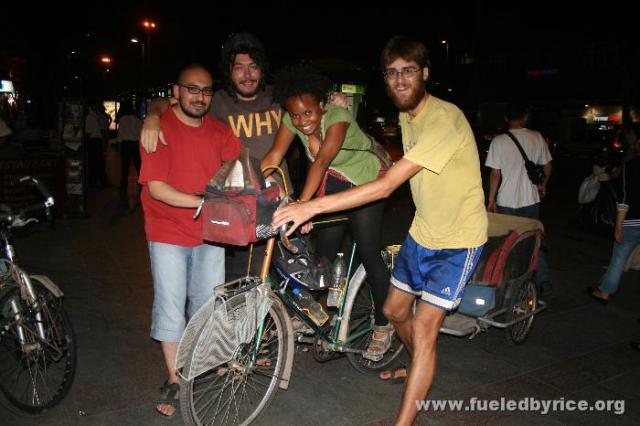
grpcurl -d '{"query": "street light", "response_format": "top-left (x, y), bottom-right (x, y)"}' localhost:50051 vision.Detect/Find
top-left (130, 37), bottom-right (145, 90)
top-left (441, 40), bottom-right (449, 65)
top-left (100, 55), bottom-right (112, 72)
top-left (142, 20), bottom-right (157, 69)
top-left (100, 55), bottom-right (112, 94)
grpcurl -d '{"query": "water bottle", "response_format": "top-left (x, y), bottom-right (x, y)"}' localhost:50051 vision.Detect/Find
top-left (291, 287), bottom-right (329, 326)
top-left (327, 253), bottom-right (346, 307)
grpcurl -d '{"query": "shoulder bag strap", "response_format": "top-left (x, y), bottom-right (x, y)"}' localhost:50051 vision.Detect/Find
top-left (504, 130), bottom-right (531, 163)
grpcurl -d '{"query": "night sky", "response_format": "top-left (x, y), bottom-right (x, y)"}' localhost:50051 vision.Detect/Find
top-left (1, 1), bottom-right (634, 104)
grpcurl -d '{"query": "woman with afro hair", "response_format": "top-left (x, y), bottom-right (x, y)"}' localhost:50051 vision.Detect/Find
top-left (261, 63), bottom-right (393, 361)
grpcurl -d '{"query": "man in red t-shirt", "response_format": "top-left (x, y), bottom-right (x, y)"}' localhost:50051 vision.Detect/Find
top-left (138, 64), bottom-right (241, 418)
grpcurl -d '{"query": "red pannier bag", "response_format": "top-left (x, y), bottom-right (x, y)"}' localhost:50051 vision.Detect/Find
top-left (201, 148), bottom-right (280, 246)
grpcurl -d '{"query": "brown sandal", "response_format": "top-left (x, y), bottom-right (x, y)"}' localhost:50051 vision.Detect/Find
top-left (379, 365), bottom-right (407, 384)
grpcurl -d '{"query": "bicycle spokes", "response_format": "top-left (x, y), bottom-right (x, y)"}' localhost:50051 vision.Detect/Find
top-left (0, 285), bottom-right (76, 414)
top-left (181, 292), bottom-right (288, 426)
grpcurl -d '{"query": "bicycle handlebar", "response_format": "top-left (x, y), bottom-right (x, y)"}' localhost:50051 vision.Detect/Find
top-left (278, 197), bottom-right (299, 255)
top-left (0, 176), bottom-right (55, 229)
top-left (276, 201), bottom-right (350, 255)
top-left (19, 176), bottom-right (54, 208)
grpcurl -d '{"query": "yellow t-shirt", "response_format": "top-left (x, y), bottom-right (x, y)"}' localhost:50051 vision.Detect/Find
top-left (400, 95), bottom-right (487, 249)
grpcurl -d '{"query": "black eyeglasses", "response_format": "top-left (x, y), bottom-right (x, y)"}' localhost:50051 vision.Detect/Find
top-left (382, 67), bottom-right (421, 80)
top-left (178, 84), bottom-right (214, 96)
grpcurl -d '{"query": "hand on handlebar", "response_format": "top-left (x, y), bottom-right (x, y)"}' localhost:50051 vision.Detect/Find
top-left (272, 200), bottom-right (316, 237)
top-left (300, 221), bottom-right (314, 234)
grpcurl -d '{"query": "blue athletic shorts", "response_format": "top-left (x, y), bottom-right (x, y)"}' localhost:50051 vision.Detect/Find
top-left (390, 234), bottom-right (483, 311)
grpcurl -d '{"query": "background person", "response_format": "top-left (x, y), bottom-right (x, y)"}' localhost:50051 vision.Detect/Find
top-left (115, 103), bottom-right (142, 192)
top-left (485, 103), bottom-right (552, 293)
top-left (85, 104), bottom-right (110, 187)
top-left (590, 122), bottom-right (640, 304)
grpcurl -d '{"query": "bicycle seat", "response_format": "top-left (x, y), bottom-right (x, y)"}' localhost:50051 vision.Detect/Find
top-left (273, 236), bottom-right (331, 291)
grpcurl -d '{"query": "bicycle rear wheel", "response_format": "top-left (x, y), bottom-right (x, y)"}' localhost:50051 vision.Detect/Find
top-left (344, 268), bottom-right (404, 374)
top-left (504, 278), bottom-right (538, 345)
top-left (0, 281), bottom-right (77, 414)
top-left (180, 294), bottom-right (289, 426)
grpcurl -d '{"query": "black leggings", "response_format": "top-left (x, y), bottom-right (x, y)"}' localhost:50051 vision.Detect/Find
top-left (314, 176), bottom-right (389, 325)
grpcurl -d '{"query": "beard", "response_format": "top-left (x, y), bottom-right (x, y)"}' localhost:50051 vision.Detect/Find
top-left (386, 79), bottom-right (426, 112)
top-left (233, 79), bottom-right (261, 99)
top-left (179, 99), bottom-right (209, 118)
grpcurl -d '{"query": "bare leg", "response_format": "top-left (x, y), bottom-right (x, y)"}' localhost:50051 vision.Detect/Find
top-left (382, 287), bottom-right (417, 355)
top-left (395, 302), bottom-right (446, 426)
top-left (378, 287), bottom-right (414, 381)
top-left (157, 341), bottom-right (180, 416)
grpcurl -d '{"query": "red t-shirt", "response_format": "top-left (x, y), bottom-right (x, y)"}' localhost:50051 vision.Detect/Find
top-left (139, 108), bottom-right (242, 246)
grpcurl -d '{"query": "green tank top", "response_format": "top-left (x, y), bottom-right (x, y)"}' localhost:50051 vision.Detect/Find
top-left (282, 105), bottom-right (380, 185)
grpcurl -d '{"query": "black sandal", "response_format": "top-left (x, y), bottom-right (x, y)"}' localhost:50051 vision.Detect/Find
top-left (154, 380), bottom-right (180, 418)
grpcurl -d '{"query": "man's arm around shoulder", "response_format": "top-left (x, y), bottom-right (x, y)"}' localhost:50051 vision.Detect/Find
top-left (140, 98), bottom-right (175, 153)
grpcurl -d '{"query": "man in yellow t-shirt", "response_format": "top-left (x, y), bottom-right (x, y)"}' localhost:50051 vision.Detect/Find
top-left (273, 35), bottom-right (487, 425)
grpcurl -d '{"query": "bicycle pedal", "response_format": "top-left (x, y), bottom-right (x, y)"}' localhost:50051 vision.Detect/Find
top-left (294, 343), bottom-right (311, 353)
top-left (361, 351), bottom-right (384, 362)
top-left (296, 335), bottom-right (315, 344)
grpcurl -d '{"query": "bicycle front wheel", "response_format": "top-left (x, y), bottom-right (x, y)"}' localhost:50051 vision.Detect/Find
top-left (0, 281), bottom-right (77, 415)
top-left (180, 294), bottom-right (289, 426)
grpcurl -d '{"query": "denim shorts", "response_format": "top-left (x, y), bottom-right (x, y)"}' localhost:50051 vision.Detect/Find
top-left (391, 234), bottom-right (483, 311)
top-left (148, 241), bottom-right (225, 342)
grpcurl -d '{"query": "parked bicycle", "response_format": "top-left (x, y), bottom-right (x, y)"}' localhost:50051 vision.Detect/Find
top-left (176, 205), bottom-right (404, 426)
top-left (0, 176), bottom-right (77, 415)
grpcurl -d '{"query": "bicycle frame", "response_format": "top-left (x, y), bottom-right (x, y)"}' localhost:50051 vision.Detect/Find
top-left (1, 225), bottom-right (65, 347)
top-left (270, 243), bottom-right (373, 352)
top-left (205, 228), bottom-right (375, 389)
top-left (1, 230), bottom-right (47, 342)
top-left (256, 213), bottom-right (382, 358)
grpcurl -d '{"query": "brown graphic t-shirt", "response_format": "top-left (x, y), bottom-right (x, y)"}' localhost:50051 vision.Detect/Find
top-left (209, 86), bottom-right (291, 189)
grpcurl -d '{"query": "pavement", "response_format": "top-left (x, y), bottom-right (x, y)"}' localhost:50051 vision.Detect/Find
top-left (1, 147), bottom-right (640, 425)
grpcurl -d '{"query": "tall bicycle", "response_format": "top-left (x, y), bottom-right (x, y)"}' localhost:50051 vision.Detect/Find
top-left (0, 176), bottom-right (77, 415)
top-left (177, 205), bottom-right (404, 426)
